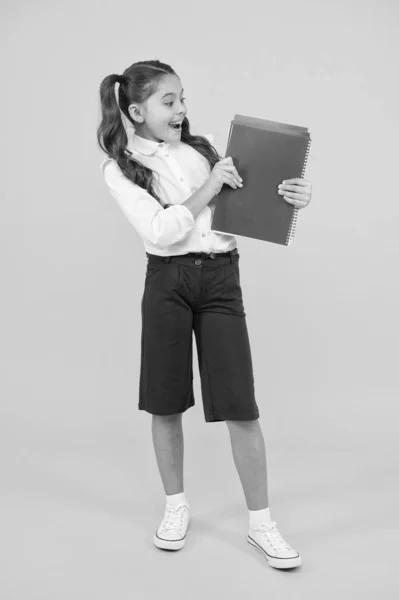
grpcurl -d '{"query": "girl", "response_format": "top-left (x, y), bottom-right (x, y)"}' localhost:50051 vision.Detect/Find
top-left (97, 59), bottom-right (312, 570)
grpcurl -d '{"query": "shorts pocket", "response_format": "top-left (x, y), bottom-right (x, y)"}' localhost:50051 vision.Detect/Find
top-left (146, 261), bottom-right (180, 290)
top-left (223, 258), bottom-right (241, 288)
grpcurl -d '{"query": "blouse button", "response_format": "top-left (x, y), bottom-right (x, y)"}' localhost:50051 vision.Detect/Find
top-left (180, 177), bottom-right (184, 182)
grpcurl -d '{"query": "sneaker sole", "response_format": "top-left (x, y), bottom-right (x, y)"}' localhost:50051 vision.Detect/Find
top-left (247, 535), bottom-right (302, 569)
top-left (153, 530), bottom-right (187, 551)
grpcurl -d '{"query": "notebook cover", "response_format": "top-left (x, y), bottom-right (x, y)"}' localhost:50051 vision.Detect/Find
top-left (211, 121), bottom-right (311, 245)
top-left (232, 114), bottom-right (309, 134)
top-left (225, 115), bottom-right (309, 150)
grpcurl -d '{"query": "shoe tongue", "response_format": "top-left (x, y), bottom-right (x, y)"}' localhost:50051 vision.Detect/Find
top-left (260, 521), bottom-right (275, 529)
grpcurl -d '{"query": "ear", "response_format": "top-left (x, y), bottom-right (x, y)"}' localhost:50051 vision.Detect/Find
top-left (128, 104), bottom-right (143, 123)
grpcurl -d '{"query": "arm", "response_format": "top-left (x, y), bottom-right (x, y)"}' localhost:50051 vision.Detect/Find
top-left (102, 159), bottom-right (198, 248)
top-left (181, 183), bottom-right (215, 219)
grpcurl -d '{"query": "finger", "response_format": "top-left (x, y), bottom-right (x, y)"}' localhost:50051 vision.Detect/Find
top-left (222, 165), bottom-right (243, 181)
top-left (283, 178), bottom-right (308, 187)
top-left (283, 192), bottom-right (310, 200)
top-left (282, 184), bottom-right (310, 193)
top-left (283, 196), bottom-right (308, 207)
top-left (233, 168), bottom-right (243, 181)
top-left (221, 165), bottom-right (238, 172)
top-left (223, 172), bottom-right (239, 188)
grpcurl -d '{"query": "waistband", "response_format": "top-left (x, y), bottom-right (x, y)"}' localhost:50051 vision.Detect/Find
top-left (146, 248), bottom-right (239, 264)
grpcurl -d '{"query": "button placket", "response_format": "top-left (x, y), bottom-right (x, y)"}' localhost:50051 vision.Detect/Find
top-left (164, 153), bottom-right (186, 186)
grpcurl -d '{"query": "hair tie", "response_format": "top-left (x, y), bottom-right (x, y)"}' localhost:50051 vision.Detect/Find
top-left (117, 75), bottom-right (124, 84)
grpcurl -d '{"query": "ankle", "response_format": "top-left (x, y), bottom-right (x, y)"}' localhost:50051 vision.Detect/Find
top-left (166, 491), bottom-right (188, 507)
top-left (249, 506), bottom-right (273, 527)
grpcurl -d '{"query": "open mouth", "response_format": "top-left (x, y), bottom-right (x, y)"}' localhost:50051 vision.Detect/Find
top-left (169, 122), bottom-right (182, 131)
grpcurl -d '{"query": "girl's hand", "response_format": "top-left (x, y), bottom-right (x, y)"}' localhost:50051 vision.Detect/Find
top-left (205, 156), bottom-right (243, 196)
top-left (278, 178), bottom-right (312, 209)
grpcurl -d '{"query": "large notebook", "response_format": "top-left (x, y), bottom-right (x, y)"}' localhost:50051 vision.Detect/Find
top-left (210, 114), bottom-right (312, 246)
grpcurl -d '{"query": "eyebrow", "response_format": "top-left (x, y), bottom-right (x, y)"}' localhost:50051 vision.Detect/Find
top-left (162, 89), bottom-right (184, 99)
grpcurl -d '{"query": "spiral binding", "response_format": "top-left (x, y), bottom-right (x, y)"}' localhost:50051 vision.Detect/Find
top-left (286, 137), bottom-right (312, 245)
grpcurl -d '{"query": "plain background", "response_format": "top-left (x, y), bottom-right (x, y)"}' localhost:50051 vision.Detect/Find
top-left (2, 0), bottom-right (398, 598)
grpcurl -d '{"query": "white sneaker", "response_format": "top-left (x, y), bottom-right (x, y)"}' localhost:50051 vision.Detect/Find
top-left (153, 502), bottom-right (190, 551)
top-left (247, 521), bottom-right (302, 569)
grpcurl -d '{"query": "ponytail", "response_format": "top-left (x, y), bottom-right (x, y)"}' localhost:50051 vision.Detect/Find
top-left (97, 74), bottom-right (128, 160)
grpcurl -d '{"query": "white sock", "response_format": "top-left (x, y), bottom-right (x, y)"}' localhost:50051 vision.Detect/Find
top-left (249, 506), bottom-right (273, 528)
top-left (166, 491), bottom-right (188, 508)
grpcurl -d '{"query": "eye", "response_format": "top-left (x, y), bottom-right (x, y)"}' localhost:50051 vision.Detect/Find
top-left (166, 98), bottom-right (186, 107)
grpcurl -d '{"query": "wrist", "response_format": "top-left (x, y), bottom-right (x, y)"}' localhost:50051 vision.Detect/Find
top-left (201, 181), bottom-right (216, 199)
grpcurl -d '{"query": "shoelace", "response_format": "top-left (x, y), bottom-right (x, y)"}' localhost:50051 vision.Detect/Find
top-left (251, 521), bottom-right (292, 551)
top-left (159, 503), bottom-right (189, 533)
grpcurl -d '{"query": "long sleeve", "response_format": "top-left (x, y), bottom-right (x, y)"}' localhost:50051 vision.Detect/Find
top-left (101, 159), bottom-right (196, 248)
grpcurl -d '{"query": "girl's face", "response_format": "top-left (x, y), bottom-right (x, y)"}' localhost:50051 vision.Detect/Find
top-left (128, 74), bottom-right (187, 143)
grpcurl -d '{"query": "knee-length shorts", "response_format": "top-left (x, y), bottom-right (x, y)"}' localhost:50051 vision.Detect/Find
top-left (139, 248), bottom-right (259, 423)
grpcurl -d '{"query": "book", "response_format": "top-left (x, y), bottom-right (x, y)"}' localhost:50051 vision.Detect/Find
top-left (210, 114), bottom-right (311, 246)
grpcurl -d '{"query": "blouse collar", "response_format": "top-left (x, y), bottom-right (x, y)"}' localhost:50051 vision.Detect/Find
top-left (126, 126), bottom-right (173, 157)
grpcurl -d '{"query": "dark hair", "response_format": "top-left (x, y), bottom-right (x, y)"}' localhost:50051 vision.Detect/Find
top-left (96, 59), bottom-right (222, 205)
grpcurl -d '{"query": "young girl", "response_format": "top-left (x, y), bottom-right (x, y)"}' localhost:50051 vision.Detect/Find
top-left (97, 59), bottom-right (312, 570)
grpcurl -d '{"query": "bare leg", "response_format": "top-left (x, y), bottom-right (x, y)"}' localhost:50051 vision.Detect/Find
top-left (225, 419), bottom-right (269, 510)
top-left (152, 414), bottom-right (184, 496)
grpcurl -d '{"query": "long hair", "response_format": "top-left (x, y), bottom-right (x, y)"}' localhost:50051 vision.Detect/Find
top-left (96, 59), bottom-right (222, 205)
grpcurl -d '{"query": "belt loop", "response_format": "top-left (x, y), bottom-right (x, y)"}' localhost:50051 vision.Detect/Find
top-left (230, 250), bottom-right (234, 264)
top-left (164, 256), bottom-right (171, 263)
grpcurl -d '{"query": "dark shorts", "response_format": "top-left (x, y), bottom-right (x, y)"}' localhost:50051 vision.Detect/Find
top-left (139, 248), bottom-right (259, 423)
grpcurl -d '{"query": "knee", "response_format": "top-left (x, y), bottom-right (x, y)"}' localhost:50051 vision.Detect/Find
top-left (152, 413), bottom-right (182, 422)
top-left (226, 417), bottom-right (259, 428)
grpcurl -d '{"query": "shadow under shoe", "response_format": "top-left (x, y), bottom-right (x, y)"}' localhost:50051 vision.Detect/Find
top-left (153, 503), bottom-right (190, 551)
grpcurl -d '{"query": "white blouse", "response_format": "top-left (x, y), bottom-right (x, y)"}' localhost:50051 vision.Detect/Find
top-left (100, 129), bottom-right (237, 256)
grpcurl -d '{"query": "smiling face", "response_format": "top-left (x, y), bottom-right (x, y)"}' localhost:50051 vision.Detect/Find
top-left (128, 73), bottom-right (187, 143)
